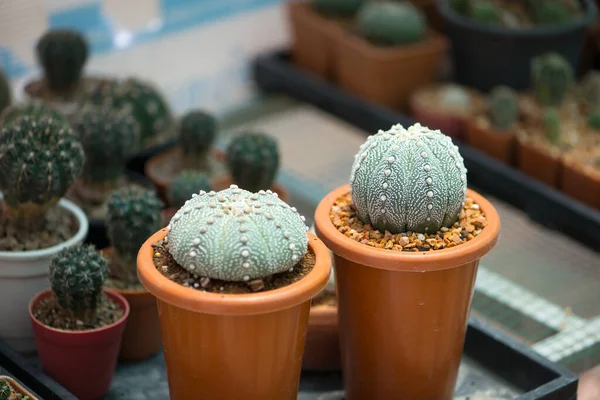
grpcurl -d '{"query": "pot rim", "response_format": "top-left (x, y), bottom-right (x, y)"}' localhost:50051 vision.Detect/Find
top-left (314, 185), bottom-right (500, 271)
top-left (28, 288), bottom-right (130, 336)
top-left (137, 229), bottom-right (331, 316)
top-left (0, 197), bottom-right (89, 260)
top-left (0, 376), bottom-right (37, 400)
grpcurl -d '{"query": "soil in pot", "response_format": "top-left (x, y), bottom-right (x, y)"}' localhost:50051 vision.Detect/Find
top-left (0, 377), bottom-right (35, 400)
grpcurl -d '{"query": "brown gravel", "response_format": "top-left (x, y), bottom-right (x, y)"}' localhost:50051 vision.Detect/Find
top-left (152, 240), bottom-right (316, 294)
top-left (330, 192), bottom-right (487, 251)
top-left (0, 379), bottom-right (30, 400)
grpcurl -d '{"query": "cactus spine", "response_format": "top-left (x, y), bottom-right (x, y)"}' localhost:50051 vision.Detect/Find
top-left (312, 0), bottom-right (365, 17)
top-left (532, 53), bottom-right (573, 107)
top-left (178, 110), bottom-right (217, 168)
top-left (168, 170), bottom-right (212, 209)
top-left (226, 133), bottom-right (280, 193)
top-left (489, 86), bottom-right (518, 131)
top-left (542, 108), bottom-right (561, 145)
top-left (357, 2), bottom-right (426, 46)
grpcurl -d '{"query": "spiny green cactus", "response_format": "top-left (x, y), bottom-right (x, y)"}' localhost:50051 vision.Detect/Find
top-left (350, 123), bottom-right (467, 234)
top-left (168, 170), bottom-right (212, 209)
top-left (178, 109), bottom-right (217, 166)
top-left (543, 108), bottom-right (561, 145)
top-left (357, 2), bottom-right (426, 46)
top-left (531, 0), bottom-right (572, 25)
top-left (579, 70), bottom-right (600, 107)
top-left (0, 101), bottom-right (68, 128)
top-left (312, 0), bottom-right (365, 17)
top-left (36, 29), bottom-right (88, 94)
top-left (439, 85), bottom-right (471, 111)
top-left (532, 53), bottom-right (573, 107)
top-left (166, 185), bottom-right (309, 282)
top-left (226, 133), bottom-right (280, 193)
top-left (0, 380), bottom-right (10, 400)
top-left (469, 0), bottom-right (502, 25)
top-left (0, 68), bottom-right (11, 116)
top-left (49, 244), bottom-right (106, 318)
top-left (489, 86), bottom-right (519, 131)
top-left (587, 108), bottom-right (600, 131)
top-left (106, 187), bottom-right (163, 283)
top-left (72, 105), bottom-right (140, 186)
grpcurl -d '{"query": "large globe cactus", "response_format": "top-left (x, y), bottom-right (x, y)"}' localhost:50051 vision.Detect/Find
top-left (166, 185), bottom-right (309, 282)
top-left (357, 2), bottom-right (426, 46)
top-left (350, 123), bottom-right (467, 234)
top-left (178, 109), bottom-right (217, 168)
top-left (226, 133), bottom-right (280, 193)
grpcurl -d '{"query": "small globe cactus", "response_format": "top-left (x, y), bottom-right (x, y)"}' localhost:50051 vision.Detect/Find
top-left (357, 2), bottom-right (426, 46)
top-left (36, 29), bottom-right (88, 94)
top-left (0, 101), bottom-right (68, 128)
top-left (106, 187), bottom-right (163, 283)
top-left (579, 70), bottom-right (600, 107)
top-left (178, 109), bottom-right (217, 167)
top-left (350, 123), bottom-right (467, 234)
top-left (469, 0), bottom-right (502, 25)
top-left (0, 380), bottom-right (11, 400)
top-left (166, 185), bottom-right (309, 282)
top-left (542, 108), bottom-right (561, 145)
top-left (532, 53), bottom-right (573, 107)
top-left (489, 86), bottom-right (518, 131)
top-left (226, 133), bottom-right (280, 193)
top-left (0, 68), bottom-right (11, 116)
top-left (588, 108), bottom-right (600, 131)
top-left (49, 244), bottom-right (107, 319)
top-left (312, 0), bottom-right (365, 17)
top-left (72, 105), bottom-right (140, 186)
top-left (532, 1), bottom-right (572, 25)
top-left (439, 85), bottom-right (471, 111)
top-left (168, 170), bottom-right (212, 209)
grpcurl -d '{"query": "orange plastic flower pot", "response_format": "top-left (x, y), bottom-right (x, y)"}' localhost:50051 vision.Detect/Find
top-left (314, 185), bottom-right (500, 400)
top-left (137, 229), bottom-right (331, 400)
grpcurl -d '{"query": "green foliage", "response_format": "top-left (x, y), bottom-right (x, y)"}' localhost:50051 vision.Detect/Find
top-left (357, 2), bottom-right (426, 46)
top-left (489, 86), bottom-right (518, 131)
top-left (587, 108), bottom-right (600, 131)
top-left (532, 53), bottom-right (573, 107)
top-left (178, 109), bottom-right (217, 157)
top-left (0, 68), bottom-right (11, 116)
top-left (226, 133), bottom-right (280, 193)
top-left (542, 108), bottom-right (561, 145)
top-left (167, 170), bottom-right (212, 209)
top-left (469, 0), bottom-right (502, 25)
top-left (312, 0), bottom-right (365, 17)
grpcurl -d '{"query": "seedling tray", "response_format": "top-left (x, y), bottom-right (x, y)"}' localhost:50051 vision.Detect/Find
top-left (252, 51), bottom-right (600, 252)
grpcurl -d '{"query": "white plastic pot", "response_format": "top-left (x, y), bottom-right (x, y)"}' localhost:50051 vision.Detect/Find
top-left (0, 198), bottom-right (88, 354)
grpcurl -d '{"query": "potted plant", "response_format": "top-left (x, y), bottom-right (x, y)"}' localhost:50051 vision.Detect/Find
top-left (137, 185), bottom-right (331, 399)
top-left (212, 132), bottom-right (290, 202)
top-left (438, 0), bottom-right (597, 91)
top-left (145, 109), bottom-right (225, 201)
top-left (162, 170), bottom-right (212, 223)
top-left (465, 85), bottom-right (519, 164)
top-left (29, 245), bottom-right (129, 400)
top-left (335, 1), bottom-right (448, 111)
top-left (314, 123), bottom-right (500, 399)
top-left (0, 115), bottom-right (88, 353)
top-left (0, 377), bottom-right (36, 400)
top-left (287, 0), bottom-right (365, 80)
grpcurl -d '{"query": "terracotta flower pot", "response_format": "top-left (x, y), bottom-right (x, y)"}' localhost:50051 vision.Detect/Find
top-left (29, 288), bottom-right (129, 400)
top-left (464, 119), bottom-right (517, 165)
top-left (101, 248), bottom-right (162, 362)
top-left (302, 305), bottom-right (340, 371)
top-left (0, 376), bottom-right (38, 400)
top-left (516, 140), bottom-right (563, 188)
top-left (314, 185), bottom-right (500, 400)
top-left (560, 161), bottom-right (600, 210)
top-left (211, 176), bottom-right (290, 203)
top-left (335, 30), bottom-right (448, 112)
top-left (137, 229), bottom-right (331, 400)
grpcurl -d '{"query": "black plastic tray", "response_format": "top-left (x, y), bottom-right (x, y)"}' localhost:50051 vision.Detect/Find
top-left (252, 51), bottom-right (600, 252)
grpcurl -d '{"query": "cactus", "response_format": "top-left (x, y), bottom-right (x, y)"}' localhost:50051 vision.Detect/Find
top-left (0, 116), bottom-right (84, 229)
top-left (579, 70), bottom-right (600, 107)
top-left (0, 68), bottom-right (11, 116)
top-left (226, 133), bottom-right (280, 193)
top-left (106, 186), bottom-right (163, 283)
top-left (168, 170), bottom-right (212, 209)
top-left (49, 244), bottom-right (106, 319)
top-left (312, 0), bottom-right (365, 17)
top-left (439, 85), bottom-right (471, 111)
top-left (166, 185), bottom-right (309, 282)
top-left (72, 105), bottom-right (140, 186)
top-left (542, 108), bottom-right (561, 145)
top-left (587, 108), bottom-right (600, 131)
top-left (178, 109), bottom-right (217, 167)
top-left (0, 380), bottom-right (10, 400)
top-left (357, 2), bottom-right (426, 46)
top-left (468, 0), bottom-right (502, 25)
top-left (36, 29), bottom-right (88, 94)
top-left (489, 86), bottom-right (519, 131)
top-left (532, 53), bottom-right (573, 107)
top-left (350, 123), bottom-right (467, 234)
top-left (0, 101), bottom-right (68, 128)
top-left (450, 0), bottom-right (471, 15)
top-left (531, 0), bottom-right (572, 25)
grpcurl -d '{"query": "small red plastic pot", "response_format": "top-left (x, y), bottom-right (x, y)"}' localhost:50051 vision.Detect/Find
top-left (29, 289), bottom-right (129, 400)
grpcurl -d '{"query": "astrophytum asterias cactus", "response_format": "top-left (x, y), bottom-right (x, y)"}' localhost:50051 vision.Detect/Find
top-left (350, 123), bottom-right (467, 234)
top-left (166, 185), bottom-right (309, 282)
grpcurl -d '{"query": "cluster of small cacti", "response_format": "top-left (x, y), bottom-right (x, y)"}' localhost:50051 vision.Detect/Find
top-left (0, 101), bottom-right (68, 128)
top-left (532, 52), bottom-right (573, 107)
top-left (439, 85), bottom-right (471, 111)
top-left (489, 86), bottom-right (519, 131)
top-left (49, 244), bottom-right (106, 319)
top-left (166, 185), bottom-right (309, 282)
top-left (312, 0), bottom-right (365, 17)
top-left (168, 170), bottom-right (212, 209)
top-left (350, 123), bottom-right (467, 234)
top-left (226, 133), bottom-right (280, 193)
top-left (542, 108), bottom-right (561, 145)
top-left (0, 68), bottom-right (11, 116)
top-left (357, 1), bottom-right (426, 46)
top-left (178, 109), bottom-right (218, 167)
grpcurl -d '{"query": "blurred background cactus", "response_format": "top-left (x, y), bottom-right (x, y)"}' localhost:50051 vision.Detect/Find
top-left (168, 170), bottom-right (212, 209)
top-left (49, 244), bottom-right (106, 320)
top-left (0, 68), bottom-right (11, 116)
top-left (0, 101), bottom-right (68, 128)
top-left (166, 186), bottom-right (309, 282)
top-left (530, 0), bottom-right (573, 25)
top-left (178, 109), bottom-right (218, 169)
top-left (36, 29), bottom-right (88, 95)
top-left (106, 187), bottom-right (163, 284)
top-left (489, 86), bottom-right (519, 131)
top-left (532, 53), bottom-right (573, 107)
top-left (226, 133), bottom-right (280, 192)
top-left (579, 70), bottom-right (600, 107)
top-left (350, 123), bottom-right (467, 233)
top-left (542, 108), bottom-right (561, 145)
top-left (468, 0), bottom-right (502, 25)
top-left (587, 108), bottom-right (600, 131)
top-left (357, 2), bottom-right (426, 46)
top-left (312, 0), bottom-right (365, 16)
top-left (439, 84), bottom-right (471, 111)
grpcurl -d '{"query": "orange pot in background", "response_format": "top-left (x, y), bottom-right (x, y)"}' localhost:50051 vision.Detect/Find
top-left (137, 229), bottom-right (331, 400)
top-left (314, 185), bottom-right (500, 400)
top-left (560, 161), bottom-right (600, 210)
top-left (302, 305), bottom-right (340, 371)
top-left (211, 176), bottom-right (290, 203)
top-left (464, 120), bottom-right (517, 165)
top-left (517, 140), bottom-right (562, 188)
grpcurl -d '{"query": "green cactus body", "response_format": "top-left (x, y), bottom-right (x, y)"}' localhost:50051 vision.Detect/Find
top-left (36, 30), bottom-right (88, 94)
top-left (0, 101), bottom-right (68, 128)
top-left (168, 171), bottom-right (212, 209)
top-left (587, 108), bottom-right (600, 131)
top-left (469, 0), bottom-right (502, 25)
top-left (178, 110), bottom-right (217, 166)
top-left (532, 53), bottom-right (573, 107)
top-left (72, 105), bottom-right (140, 185)
top-left (350, 123), bottom-right (467, 234)
top-left (312, 0), bottom-right (365, 17)
top-left (357, 2), bottom-right (426, 46)
top-left (166, 185), bottom-right (309, 282)
top-left (579, 71), bottom-right (600, 107)
top-left (439, 85), bottom-right (471, 111)
top-left (49, 244), bottom-right (106, 318)
top-left (532, 0), bottom-right (572, 25)
top-left (226, 133), bottom-right (280, 193)
top-left (450, 0), bottom-right (470, 15)
top-left (489, 86), bottom-right (518, 131)
top-left (0, 380), bottom-right (10, 400)
top-left (106, 187), bottom-right (163, 283)
top-left (0, 68), bottom-right (11, 116)
top-left (543, 108), bottom-right (561, 145)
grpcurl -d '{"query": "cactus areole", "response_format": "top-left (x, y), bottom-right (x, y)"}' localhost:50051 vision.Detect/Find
top-left (350, 123), bottom-right (467, 234)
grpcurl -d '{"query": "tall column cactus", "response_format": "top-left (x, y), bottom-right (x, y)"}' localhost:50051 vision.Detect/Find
top-left (226, 133), bottom-right (280, 193)
top-left (357, 1), bottom-right (426, 46)
top-left (49, 244), bottom-right (106, 320)
top-left (489, 86), bottom-right (518, 131)
top-left (350, 123), bottom-right (467, 234)
top-left (168, 170), bottom-right (212, 209)
top-left (106, 187), bottom-right (163, 284)
top-left (166, 185), bottom-right (309, 282)
top-left (178, 109), bottom-right (217, 169)
top-left (532, 53), bottom-right (573, 107)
